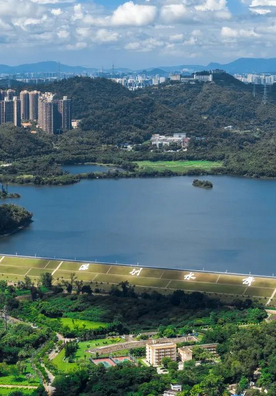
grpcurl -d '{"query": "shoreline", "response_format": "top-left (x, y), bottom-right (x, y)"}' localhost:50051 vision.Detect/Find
top-left (0, 221), bottom-right (33, 238)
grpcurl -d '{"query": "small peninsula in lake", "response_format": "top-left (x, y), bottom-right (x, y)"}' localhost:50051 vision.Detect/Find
top-left (192, 179), bottom-right (213, 189)
top-left (0, 204), bottom-right (33, 237)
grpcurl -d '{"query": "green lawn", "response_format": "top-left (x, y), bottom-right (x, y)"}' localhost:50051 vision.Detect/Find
top-left (53, 338), bottom-right (122, 373)
top-left (59, 318), bottom-right (108, 330)
top-left (0, 373), bottom-right (39, 387)
top-left (0, 389), bottom-right (36, 395)
top-left (136, 160), bottom-right (223, 174)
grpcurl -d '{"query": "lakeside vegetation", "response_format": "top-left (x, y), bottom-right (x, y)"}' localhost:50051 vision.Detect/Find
top-left (0, 204), bottom-right (33, 236)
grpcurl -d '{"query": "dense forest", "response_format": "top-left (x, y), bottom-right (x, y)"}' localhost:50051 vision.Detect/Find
top-left (0, 204), bottom-right (33, 235)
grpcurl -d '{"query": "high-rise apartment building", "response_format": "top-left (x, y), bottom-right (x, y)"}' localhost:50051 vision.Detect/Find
top-left (38, 93), bottom-right (71, 134)
top-left (13, 97), bottom-right (21, 127)
top-left (6, 89), bottom-right (16, 101)
top-left (0, 89), bottom-right (71, 132)
top-left (146, 343), bottom-right (177, 367)
top-left (58, 96), bottom-right (72, 130)
top-left (20, 90), bottom-right (30, 120)
top-left (38, 93), bottom-right (56, 134)
top-left (0, 97), bottom-right (21, 127)
top-left (29, 90), bottom-right (40, 121)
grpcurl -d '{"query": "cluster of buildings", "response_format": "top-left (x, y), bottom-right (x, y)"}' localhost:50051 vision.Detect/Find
top-left (112, 72), bottom-right (214, 91)
top-left (111, 75), bottom-right (167, 91)
top-left (146, 342), bottom-right (218, 367)
top-left (0, 89), bottom-right (71, 134)
top-left (151, 133), bottom-right (190, 149)
top-left (170, 73), bottom-right (213, 83)
top-left (234, 73), bottom-right (276, 85)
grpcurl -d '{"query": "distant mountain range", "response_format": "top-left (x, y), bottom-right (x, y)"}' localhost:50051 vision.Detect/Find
top-left (0, 61), bottom-right (131, 75)
top-left (153, 58), bottom-right (276, 74)
top-left (1, 58), bottom-right (276, 76)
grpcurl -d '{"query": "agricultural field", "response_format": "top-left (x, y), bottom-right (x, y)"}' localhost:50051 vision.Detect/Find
top-left (135, 160), bottom-right (223, 174)
top-left (0, 254), bottom-right (276, 303)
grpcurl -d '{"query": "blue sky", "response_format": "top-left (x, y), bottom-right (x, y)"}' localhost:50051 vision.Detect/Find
top-left (0, 0), bottom-right (275, 69)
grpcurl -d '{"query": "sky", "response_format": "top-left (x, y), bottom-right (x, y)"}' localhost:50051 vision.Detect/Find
top-left (1, 0), bottom-right (276, 69)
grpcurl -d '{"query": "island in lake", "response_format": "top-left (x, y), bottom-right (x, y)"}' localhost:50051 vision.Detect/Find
top-left (0, 204), bottom-right (33, 236)
top-left (192, 179), bottom-right (213, 189)
top-left (0, 184), bottom-right (20, 199)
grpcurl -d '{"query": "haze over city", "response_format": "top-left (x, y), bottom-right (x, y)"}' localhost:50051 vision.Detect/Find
top-left (1, 0), bottom-right (276, 69)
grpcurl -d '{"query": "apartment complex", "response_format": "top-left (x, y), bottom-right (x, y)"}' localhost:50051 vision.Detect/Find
top-left (0, 89), bottom-right (71, 133)
top-left (146, 343), bottom-right (177, 367)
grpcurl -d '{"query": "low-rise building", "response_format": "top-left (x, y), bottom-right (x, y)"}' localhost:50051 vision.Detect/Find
top-left (163, 384), bottom-right (182, 396)
top-left (151, 133), bottom-right (189, 149)
top-left (178, 343), bottom-right (218, 362)
top-left (146, 342), bottom-right (177, 367)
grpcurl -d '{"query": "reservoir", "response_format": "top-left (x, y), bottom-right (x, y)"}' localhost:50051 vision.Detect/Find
top-left (0, 175), bottom-right (276, 275)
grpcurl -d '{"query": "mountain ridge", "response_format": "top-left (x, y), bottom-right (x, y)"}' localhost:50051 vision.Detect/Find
top-left (1, 57), bottom-right (276, 75)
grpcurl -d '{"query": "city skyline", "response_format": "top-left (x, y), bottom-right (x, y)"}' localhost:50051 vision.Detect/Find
top-left (1, 1), bottom-right (276, 69)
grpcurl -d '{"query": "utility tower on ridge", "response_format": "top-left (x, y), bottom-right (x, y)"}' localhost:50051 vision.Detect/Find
top-left (262, 80), bottom-right (268, 105)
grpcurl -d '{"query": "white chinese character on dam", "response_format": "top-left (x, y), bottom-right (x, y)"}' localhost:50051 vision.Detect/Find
top-left (184, 272), bottom-right (196, 281)
top-left (242, 276), bottom-right (255, 286)
top-left (79, 264), bottom-right (90, 271)
top-left (129, 268), bottom-right (143, 277)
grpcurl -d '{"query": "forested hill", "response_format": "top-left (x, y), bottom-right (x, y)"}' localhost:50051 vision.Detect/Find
top-left (22, 77), bottom-right (214, 144)
top-left (21, 73), bottom-right (276, 142)
top-left (0, 124), bottom-right (52, 161)
top-left (139, 72), bottom-right (276, 132)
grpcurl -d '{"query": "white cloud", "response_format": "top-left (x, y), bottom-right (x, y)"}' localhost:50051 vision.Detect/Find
top-left (221, 26), bottom-right (260, 38)
top-left (250, 7), bottom-right (271, 13)
top-left (94, 29), bottom-right (119, 43)
top-left (51, 8), bottom-right (63, 15)
top-left (110, 1), bottom-right (157, 26)
top-left (169, 33), bottom-right (184, 41)
top-left (160, 4), bottom-right (188, 23)
top-left (195, 0), bottom-right (227, 11)
top-left (251, 0), bottom-right (276, 5)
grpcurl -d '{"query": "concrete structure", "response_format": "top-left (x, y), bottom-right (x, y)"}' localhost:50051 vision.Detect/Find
top-left (163, 385), bottom-right (182, 396)
top-left (170, 74), bottom-right (181, 81)
top-left (178, 343), bottom-right (218, 362)
top-left (194, 73), bottom-right (213, 82)
top-left (58, 96), bottom-right (71, 130)
top-left (151, 133), bottom-right (189, 149)
top-left (38, 93), bottom-right (71, 134)
top-left (20, 90), bottom-right (29, 120)
top-left (13, 97), bottom-right (21, 127)
top-left (6, 89), bottom-right (16, 101)
top-left (0, 96), bottom-right (21, 127)
top-left (146, 342), bottom-right (177, 367)
top-left (71, 119), bottom-right (81, 129)
top-left (29, 91), bottom-right (40, 121)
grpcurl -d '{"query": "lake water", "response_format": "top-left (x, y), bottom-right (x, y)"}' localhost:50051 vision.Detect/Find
top-left (1, 176), bottom-right (276, 275)
top-left (63, 164), bottom-right (118, 174)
